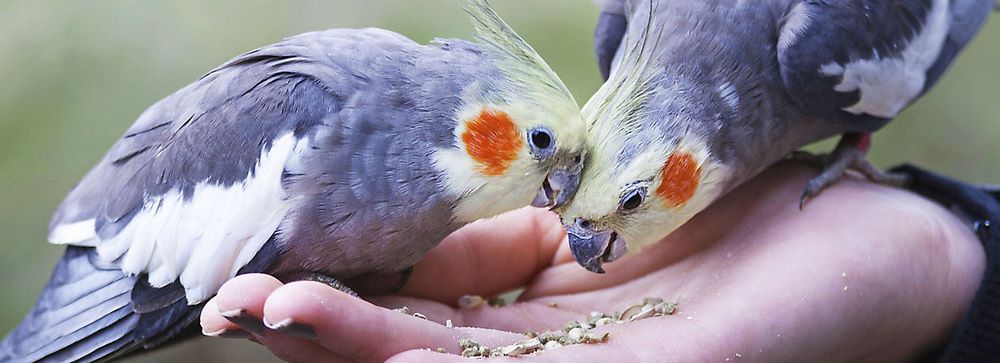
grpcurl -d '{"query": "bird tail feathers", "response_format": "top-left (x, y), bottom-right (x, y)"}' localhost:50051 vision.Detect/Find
top-left (0, 246), bottom-right (140, 363)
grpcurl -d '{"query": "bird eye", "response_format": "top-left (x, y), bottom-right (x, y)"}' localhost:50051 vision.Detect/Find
top-left (529, 127), bottom-right (554, 150)
top-left (620, 188), bottom-right (646, 211)
top-left (528, 126), bottom-right (556, 159)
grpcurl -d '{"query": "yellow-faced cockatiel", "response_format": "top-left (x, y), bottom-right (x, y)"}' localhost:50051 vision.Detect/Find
top-left (0, 1), bottom-right (586, 361)
top-left (561, 0), bottom-right (994, 272)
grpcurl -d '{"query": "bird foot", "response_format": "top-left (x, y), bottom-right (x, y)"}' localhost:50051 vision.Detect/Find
top-left (795, 138), bottom-right (908, 209)
top-left (300, 273), bottom-right (359, 297)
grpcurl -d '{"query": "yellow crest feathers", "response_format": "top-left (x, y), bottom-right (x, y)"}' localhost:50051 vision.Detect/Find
top-left (583, 0), bottom-right (665, 149)
top-left (463, 0), bottom-right (578, 107)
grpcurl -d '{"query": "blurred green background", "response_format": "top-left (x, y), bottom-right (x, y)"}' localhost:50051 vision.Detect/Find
top-left (0, 1), bottom-right (996, 361)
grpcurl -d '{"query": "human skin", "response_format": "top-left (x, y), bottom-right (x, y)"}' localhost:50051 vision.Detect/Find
top-left (200, 162), bottom-right (985, 362)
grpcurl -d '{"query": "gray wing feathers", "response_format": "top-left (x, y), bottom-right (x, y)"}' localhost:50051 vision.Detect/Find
top-left (925, 0), bottom-right (995, 89)
top-left (595, 9), bottom-right (628, 81)
top-left (777, 0), bottom-right (993, 129)
top-left (47, 29), bottom-right (415, 243)
top-left (594, 0), bottom-right (627, 80)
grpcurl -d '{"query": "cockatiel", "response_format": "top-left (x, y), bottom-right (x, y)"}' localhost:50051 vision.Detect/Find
top-left (0, 1), bottom-right (587, 361)
top-left (560, 0), bottom-right (994, 273)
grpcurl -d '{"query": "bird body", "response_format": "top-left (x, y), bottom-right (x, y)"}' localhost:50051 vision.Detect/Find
top-left (563, 0), bottom-right (994, 272)
top-left (1, 2), bottom-right (587, 361)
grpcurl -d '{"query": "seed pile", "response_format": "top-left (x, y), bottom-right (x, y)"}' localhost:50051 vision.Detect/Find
top-left (457, 297), bottom-right (677, 358)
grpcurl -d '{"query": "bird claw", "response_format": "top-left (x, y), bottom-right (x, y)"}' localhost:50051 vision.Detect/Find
top-left (798, 136), bottom-right (908, 209)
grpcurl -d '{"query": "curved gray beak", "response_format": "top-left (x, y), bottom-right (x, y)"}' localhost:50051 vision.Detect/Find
top-left (531, 164), bottom-right (582, 210)
top-left (565, 218), bottom-right (627, 273)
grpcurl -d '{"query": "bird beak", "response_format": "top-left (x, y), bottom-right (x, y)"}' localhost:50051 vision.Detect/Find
top-left (565, 218), bottom-right (627, 273)
top-left (531, 159), bottom-right (583, 209)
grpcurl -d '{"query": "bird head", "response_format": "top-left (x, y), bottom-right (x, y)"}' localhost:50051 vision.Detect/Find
top-left (435, 0), bottom-right (587, 222)
top-left (556, 1), bottom-right (731, 273)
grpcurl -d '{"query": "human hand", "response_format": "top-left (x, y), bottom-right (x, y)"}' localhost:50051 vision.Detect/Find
top-left (200, 162), bottom-right (985, 362)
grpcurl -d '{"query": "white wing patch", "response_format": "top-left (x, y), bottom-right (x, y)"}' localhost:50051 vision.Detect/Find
top-left (50, 133), bottom-right (307, 305)
top-left (819, 0), bottom-right (950, 118)
top-left (48, 219), bottom-right (97, 246)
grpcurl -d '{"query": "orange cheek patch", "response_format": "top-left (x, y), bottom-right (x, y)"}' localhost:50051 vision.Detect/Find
top-left (461, 108), bottom-right (523, 176)
top-left (656, 151), bottom-right (701, 207)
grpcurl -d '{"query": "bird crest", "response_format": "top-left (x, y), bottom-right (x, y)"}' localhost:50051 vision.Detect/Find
top-left (583, 0), bottom-right (665, 161)
top-left (463, 0), bottom-right (578, 111)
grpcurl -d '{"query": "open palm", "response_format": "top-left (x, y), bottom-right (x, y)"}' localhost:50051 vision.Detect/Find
top-left (200, 163), bottom-right (984, 362)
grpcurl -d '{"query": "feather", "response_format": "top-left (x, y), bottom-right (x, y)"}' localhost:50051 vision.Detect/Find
top-left (462, 0), bottom-right (577, 108)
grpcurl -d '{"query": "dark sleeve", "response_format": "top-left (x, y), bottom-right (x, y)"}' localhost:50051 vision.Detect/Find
top-left (889, 164), bottom-right (1000, 362)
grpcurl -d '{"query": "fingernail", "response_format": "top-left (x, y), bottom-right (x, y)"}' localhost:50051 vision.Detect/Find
top-left (220, 308), bottom-right (267, 334)
top-left (264, 316), bottom-right (317, 340)
top-left (203, 328), bottom-right (252, 339)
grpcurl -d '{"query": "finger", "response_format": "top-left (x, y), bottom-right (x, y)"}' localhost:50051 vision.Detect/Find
top-left (394, 207), bottom-right (568, 304)
top-left (210, 273), bottom-right (284, 335)
top-left (369, 296), bottom-right (581, 333)
top-left (389, 318), bottom-right (700, 362)
top-left (388, 350), bottom-right (466, 363)
top-left (252, 330), bottom-right (352, 363)
top-left (261, 281), bottom-right (527, 362)
top-left (206, 274), bottom-right (352, 361)
top-left (200, 298), bottom-right (251, 338)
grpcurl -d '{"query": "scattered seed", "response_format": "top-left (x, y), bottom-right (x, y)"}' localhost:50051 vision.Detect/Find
top-left (487, 297), bottom-right (507, 307)
top-left (445, 319), bottom-right (454, 328)
top-left (458, 295), bottom-right (486, 309)
top-left (655, 302), bottom-right (678, 315)
top-left (436, 347), bottom-right (446, 353)
top-left (522, 337), bottom-right (542, 350)
top-left (628, 304), bottom-right (656, 322)
top-left (393, 306), bottom-right (410, 315)
top-left (583, 332), bottom-right (609, 343)
top-left (412, 313), bottom-right (427, 320)
top-left (618, 303), bottom-right (645, 321)
top-left (451, 297), bottom-right (678, 357)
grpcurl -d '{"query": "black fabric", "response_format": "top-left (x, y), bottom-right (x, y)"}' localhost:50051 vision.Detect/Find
top-left (890, 164), bottom-right (1000, 362)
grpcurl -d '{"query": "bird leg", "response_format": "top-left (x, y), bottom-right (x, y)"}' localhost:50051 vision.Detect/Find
top-left (794, 132), bottom-right (909, 209)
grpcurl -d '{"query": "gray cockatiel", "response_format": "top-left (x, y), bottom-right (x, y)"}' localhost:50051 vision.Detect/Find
top-left (0, 1), bottom-right (587, 361)
top-left (560, 0), bottom-right (994, 273)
